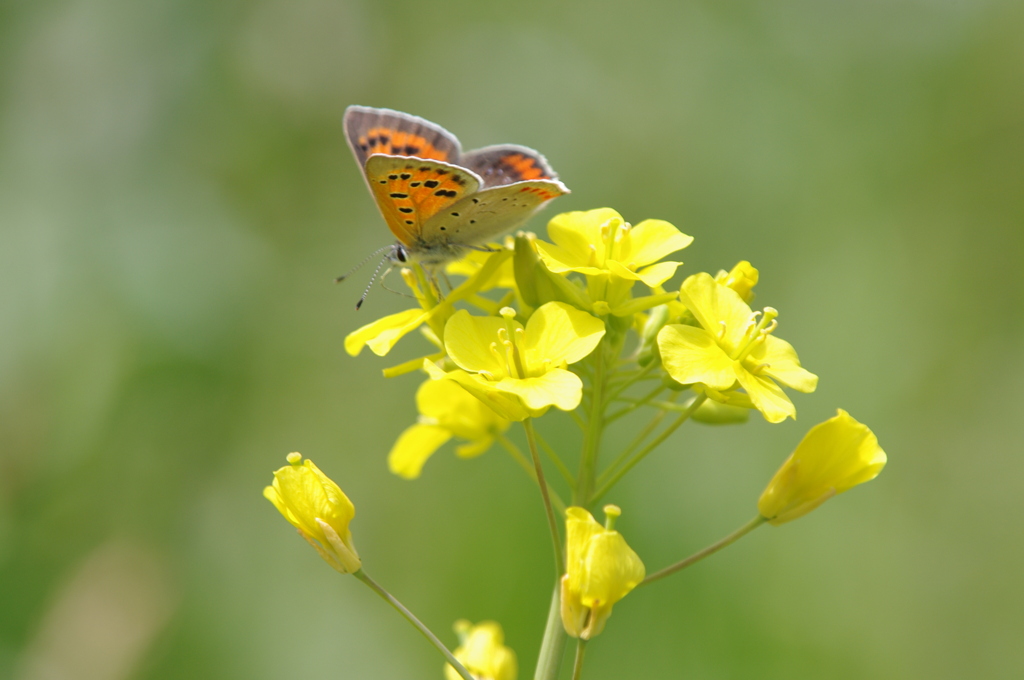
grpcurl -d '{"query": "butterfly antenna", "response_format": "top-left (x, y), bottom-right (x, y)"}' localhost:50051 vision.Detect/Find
top-left (335, 245), bottom-right (392, 283)
top-left (355, 255), bottom-right (392, 310)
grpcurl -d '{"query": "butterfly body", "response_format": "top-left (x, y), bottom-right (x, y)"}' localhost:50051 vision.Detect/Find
top-left (344, 106), bottom-right (569, 267)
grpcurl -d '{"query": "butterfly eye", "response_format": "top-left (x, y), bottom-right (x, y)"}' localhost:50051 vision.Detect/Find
top-left (394, 246), bottom-right (409, 263)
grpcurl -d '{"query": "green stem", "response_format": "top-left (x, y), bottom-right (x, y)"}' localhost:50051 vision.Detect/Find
top-left (353, 569), bottom-right (475, 680)
top-left (497, 435), bottom-right (567, 515)
top-left (533, 428), bottom-right (576, 487)
top-left (639, 516), bottom-right (766, 587)
top-left (603, 361), bottom-right (658, 403)
top-left (411, 264), bottom-right (439, 307)
top-left (645, 399), bottom-right (708, 412)
top-left (571, 639), bottom-right (588, 680)
top-left (595, 391), bottom-right (680, 490)
top-left (534, 582), bottom-right (568, 680)
top-left (575, 347), bottom-right (607, 506)
top-left (524, 419), bottom-right (565, 575)
top-left (591, 394), bottom-right (707, 503)
top-left (605, 383), bottom-right (666, 423)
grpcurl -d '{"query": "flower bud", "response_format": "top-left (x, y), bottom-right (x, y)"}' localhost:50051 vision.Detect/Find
top-left (513, 233), bottom-right (590, 311)
top-left (715, 260), bottom-right (759, 303)
top-left (560, 505), bottom-right (645, 639)
top-left (691, 398), bottom-right (750, 424)
top-left (264, 453), bottom-right (361, 573)
top-left (758, 410), bottom-right (886, 525)
top-left (444, 620), bottom-right (517, 680)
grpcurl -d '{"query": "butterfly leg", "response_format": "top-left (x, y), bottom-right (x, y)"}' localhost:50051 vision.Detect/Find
top-left (378, 266), bottom-right (418, 301)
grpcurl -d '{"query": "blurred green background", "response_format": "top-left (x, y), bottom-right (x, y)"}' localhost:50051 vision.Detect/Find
top-left (2, 0), bottom-right (1023, 678)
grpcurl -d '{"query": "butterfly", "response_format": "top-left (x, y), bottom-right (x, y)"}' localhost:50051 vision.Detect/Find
top-left (342, 106), bottom-right (570, 306)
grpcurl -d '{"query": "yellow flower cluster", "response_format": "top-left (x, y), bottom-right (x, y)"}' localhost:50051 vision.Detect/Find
top-left (263, 206), bottom-right (888, 678)
top-left (341, 208), bottom-right (830, 478)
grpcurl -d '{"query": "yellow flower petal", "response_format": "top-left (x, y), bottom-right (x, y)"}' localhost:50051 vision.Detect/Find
top-left (417, 378), bottom-right (509, 442)
top-left (546, 208), bottom-right (623, 267)
top-left (455, 439), bottom-right (493, 459)
top-left (496, 369), bottom-right (583, 412)
top-left (387, 379), bottom-right (510, 478)
top-left (534, 240), bottom-right (589, 275)
top-left (657, 324), bottom-right (738, 390)
top-left (632, 261), bottom-right (682, 287)
top-left (344, 308), bottom-right (429, 357)
top-left (425, 361), bottom-right (532, 421)
top-left (758, 410), bottom-right (887, 524)
top-left (733, 368), bottom-right (796, 424)
top-left (577, 531), bottom-right (646, 608)
top-left (754, 335), bottom-right (819, 393)
top-left (444, 310), bottom-right (513, 377)
top-left (522, 302), bottom-right (606, 368)
top-left (677, 273), bottom-right (753, 351)
top-left (387, 424), bottom-right (452, 480)
top-left (619, 218), bottom-right (693, 266)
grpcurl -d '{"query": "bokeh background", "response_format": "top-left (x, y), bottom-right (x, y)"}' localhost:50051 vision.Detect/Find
top-left (2, 0), bottom-right (1023, 678)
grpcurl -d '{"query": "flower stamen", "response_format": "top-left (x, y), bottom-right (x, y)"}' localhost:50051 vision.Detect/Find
top-left (498, 307), bottom-right (527, 379)
top-left (734, 307), bottom-right (780, 362)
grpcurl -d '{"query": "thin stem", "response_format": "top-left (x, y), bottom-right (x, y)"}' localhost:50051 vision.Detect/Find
top-left (524, 419), bottom-right (565, 575)
top-left (353, 569), bottom-right (475, 680)
top-left (603, 361), bottom-right (658, 403)
top-left (596, 391), bottom-right (680, 489)
top-left (533, 428), bottom-right (576, 486)
top-left (591, 394), bottom-right (707, 503)
top-left (639, 516), bottom-right (767, 587)
top-left (411, 264), bottom-right (439, 307)
top-left (533, 582), bottom-right (568, 680)
top-left (645, 399), bottom-right (708, 412)
top-left (497, 435), bottom-right (567, 515)
top-left (605, 383), bottom-right (666, 423)
top-left (571, 639), bottom-right (588, 680)
top-left (575, 347), bottom-right (607, 506)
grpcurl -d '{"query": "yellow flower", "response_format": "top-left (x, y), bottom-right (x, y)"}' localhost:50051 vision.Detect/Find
top-left (758, 410), bottom-right (887, 525)
top-left (263, 453), bottom-right (361, 573)
top-left (388, 379), bottom-right (511, 479)
top-left (424, 303), bottom-right (605, 421)
top-left (535, 209), bottom-right (692, 316)
top-left (444, 620), bottom-right (517, 680)
top-left (536, 208), bottom-right (692, 286)
top-left (714, 260), bottom-right (759, 303)
top-left (657, 272), bottom-right (818, 423)
top-left (561, 505), bottom-right (645, 640)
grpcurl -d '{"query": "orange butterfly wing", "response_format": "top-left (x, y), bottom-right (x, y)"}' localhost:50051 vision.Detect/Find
top-left (363, 156), bottom-right (481, 247)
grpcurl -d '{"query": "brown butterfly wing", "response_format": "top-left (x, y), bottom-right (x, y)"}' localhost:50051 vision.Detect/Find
top-left (344, 106), bottom-right (463, 172)
top-left (459, 144), bottom-right (560, 188)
